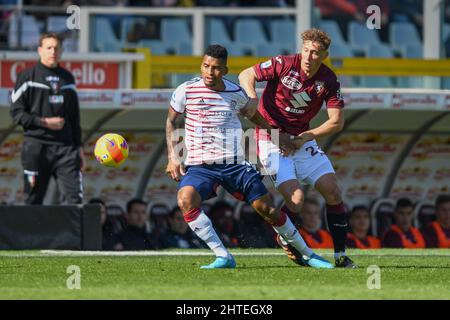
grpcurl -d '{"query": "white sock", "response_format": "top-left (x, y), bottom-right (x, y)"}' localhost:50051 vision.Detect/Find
top-left (187, 210), bottom-right (229, 258)
top-left (334, 251), bottom-right (346, 260)
top-left (273, 218), bottom-right (313, 257)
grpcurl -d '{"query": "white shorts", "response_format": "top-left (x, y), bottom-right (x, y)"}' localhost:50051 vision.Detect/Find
top-left (258, 139), bottom-right (335, 188)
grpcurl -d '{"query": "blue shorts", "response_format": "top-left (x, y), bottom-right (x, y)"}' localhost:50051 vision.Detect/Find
top-left (178, 162), bottom-right (268, 203)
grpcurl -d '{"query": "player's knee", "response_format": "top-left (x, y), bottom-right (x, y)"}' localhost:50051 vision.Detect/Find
top-left (285, 193), bottom-right (304, 213)
top-left (324, 185), bottom-right (343, 205)
top-left (177, 188), bottom-right (200, 212)
top-left (259, 206), bottom-right (278, 225)
top-left (252, 196), bottom-right (278, 224)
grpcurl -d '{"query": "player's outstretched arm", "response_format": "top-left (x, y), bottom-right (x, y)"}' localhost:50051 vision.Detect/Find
top-left (293, 108), bottom-right (345, 149)
top-left (165, 108), bottom-right (185, 182)
top-left (238, 67), bottom-right (258, 99)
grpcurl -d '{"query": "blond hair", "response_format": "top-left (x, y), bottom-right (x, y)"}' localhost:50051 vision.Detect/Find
top-left (301, 28), bottom-right (331, 51)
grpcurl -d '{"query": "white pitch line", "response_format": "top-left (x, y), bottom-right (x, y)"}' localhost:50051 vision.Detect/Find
top-left (0, 250), bottom-right (450, 258)
top-left (39, 250), bottom-right (282, 257)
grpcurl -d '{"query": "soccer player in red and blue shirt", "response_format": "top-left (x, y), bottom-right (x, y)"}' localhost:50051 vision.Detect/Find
top-left (165, 44), bottom-right (334, 269)
top-left (239, 29), bottom-right (356, 268)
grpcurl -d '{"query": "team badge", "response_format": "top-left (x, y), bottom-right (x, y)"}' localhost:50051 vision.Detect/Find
top-left (314, 81), bottom-right (325, 94)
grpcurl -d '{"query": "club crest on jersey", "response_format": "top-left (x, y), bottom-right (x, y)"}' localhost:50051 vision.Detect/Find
top-left (260, 60), bottom-right (272, 69)
top-left (314, 81), bottom-right (325, 94)
top-left (198, 109), bottom-right (208, 120)
top-left (281, 76), bottom-right (302, 90)
top-left (230, 100), bottom-right (237, 110)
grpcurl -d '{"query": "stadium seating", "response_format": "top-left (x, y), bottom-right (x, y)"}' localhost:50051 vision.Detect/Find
top-left (360, 44), bottom-right (395, 87)
top-left (319, 20), bottom-right (346, 45)
top-left (365, 43), bottom-right (394, 58)
top-left (139, 39), bottom-right (170, 55)
top-left (348, 21), bottom-right (382, 55)
top-left (226, 43), bottom-right (252, 56)
top-left (161, 18), bottom-right (191, 45)
top-left (370, 198), bottom-right (396, 237)
top-left (400, 43), bottom-right (423, 58)
top-left (328, 41), bottom-right (353, 58)
top-left (256, 43), bottom-right (293, 57)
top-left (269, 18), bottom-right (295, 45)
top-left (360, 76), bottom-right (394, 88)
top-left (120, 16), bottom-right (147, 44)
top-left (389, 21), bottom-right (422, 54)
top-left (92, 17), bottom-right (122, 52)
top-left (205, 17), bottom-right (233, 46)
top-left (177, 41), bottom-right (192, 55)
top-left (414, 200), bottom-right (436, 229)
top-left (148, 202), bottom-right (171, 234)
top-left (47, 15), bottom-right (67, 33)
top-left (234, 18), bottom-right (268, 50)
top-left (8, 14), bottom-right (41, 49)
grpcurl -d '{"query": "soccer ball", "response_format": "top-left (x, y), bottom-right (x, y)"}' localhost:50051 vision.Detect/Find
top-left (94, 133), bottom-right (129, 167)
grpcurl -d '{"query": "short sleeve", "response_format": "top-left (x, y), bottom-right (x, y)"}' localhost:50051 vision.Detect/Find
top-left (170, 83), bottom-right (186, 114)
top-left (235, 88), bottom-right (250, 110)
top-left (325, 79), bottom-right (344, 109)
top-left (253, 55), bottom-right (284, 82)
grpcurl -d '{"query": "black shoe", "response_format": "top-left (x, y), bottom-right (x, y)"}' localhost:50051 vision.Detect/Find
top-left (276, 234), bottom-right (308, 267)
top-left (335, 255), bottom-right (358, 268)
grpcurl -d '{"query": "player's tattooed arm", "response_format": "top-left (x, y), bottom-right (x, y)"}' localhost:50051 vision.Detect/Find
top-left (293, 108), bottom-right (345, 148)
top-left (165, 107), bottom-right (186, 182)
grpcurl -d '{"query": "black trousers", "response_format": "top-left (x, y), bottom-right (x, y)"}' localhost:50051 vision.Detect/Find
top-left (21, 140), bottom-right (83, 205)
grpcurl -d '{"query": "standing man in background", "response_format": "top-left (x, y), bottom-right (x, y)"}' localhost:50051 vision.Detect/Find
top-left (10, 32), bottom-right (85, 204)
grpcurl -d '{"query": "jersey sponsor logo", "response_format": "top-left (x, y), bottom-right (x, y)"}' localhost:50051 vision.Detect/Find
top-left (281, 76), bottom-right (302, 90)
top-left (260, 60), bottom-right (272, 69)
top-left (288, 91), bottom-right (311, 111)
top-left (49, 95), bottom-right (64, 104)
top-left (285, 106), bottom-right (305, 114)
top-left (197, 110), bottom-right (233, 119)
top-left (45, 76), bottom-right (60, 82)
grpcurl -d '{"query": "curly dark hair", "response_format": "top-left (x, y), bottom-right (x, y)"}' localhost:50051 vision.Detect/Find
top-left (204, 44), bottom-right (228, 62)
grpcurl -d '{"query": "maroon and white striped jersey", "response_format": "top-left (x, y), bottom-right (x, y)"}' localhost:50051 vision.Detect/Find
top-left (170, 77), bottom-right (249, 166)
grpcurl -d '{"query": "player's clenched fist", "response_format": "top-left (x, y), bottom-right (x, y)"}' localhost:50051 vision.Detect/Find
top-left (166, 158), bottom-right (186, 182)
top-left (278, 132), bottom-right (296, 156)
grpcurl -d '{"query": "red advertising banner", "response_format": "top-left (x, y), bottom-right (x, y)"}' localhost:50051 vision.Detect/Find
top-left (0, 60), bottom-right (119, 89)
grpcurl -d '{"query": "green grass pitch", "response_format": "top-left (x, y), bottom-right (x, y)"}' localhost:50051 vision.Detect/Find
top-left (0, 249), bottom-right (449, 299)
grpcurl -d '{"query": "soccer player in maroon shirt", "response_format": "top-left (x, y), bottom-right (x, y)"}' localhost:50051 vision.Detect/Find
top-left (239, 28), bottom-right (356, 268)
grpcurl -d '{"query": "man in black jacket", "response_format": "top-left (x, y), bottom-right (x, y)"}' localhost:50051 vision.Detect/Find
top-left (10, 32), bottom-right (85, 204)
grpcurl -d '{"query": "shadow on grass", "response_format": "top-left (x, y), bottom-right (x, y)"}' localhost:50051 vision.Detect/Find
top-left (236, 265), bottom-right (319, 270)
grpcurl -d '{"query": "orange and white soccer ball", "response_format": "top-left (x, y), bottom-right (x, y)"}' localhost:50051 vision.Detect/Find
top-left (94, 133), bottom-right (129, 168)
